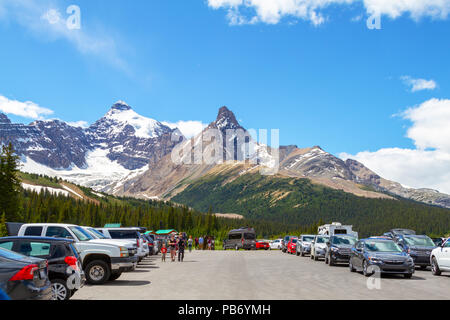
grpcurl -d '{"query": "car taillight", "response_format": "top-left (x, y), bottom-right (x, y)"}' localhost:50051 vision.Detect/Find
top-left (64, 256), bottom-right (78, 267)
top-left (136, 239), bottom-right (140, 248)
top-left (9, 264), bottom-right (38, 281)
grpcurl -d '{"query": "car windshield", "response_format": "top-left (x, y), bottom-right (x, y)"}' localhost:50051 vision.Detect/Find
top-left (404, 236), bottom-right (435, 247)
top-left (69, 226), bottom-right (94, 241)
top-left (302, 236), bottom-right (314, 242)
top-left (364, 241), bottom-right (402, 252)
top-left (332, 236), bottom-right (357, 245)
top-left (88, 228), bottom-right (108, 239)
top-left (316, 237), bottom-right (328, 243)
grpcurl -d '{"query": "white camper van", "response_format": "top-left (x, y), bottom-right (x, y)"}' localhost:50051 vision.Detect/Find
top-left (318, 222), bottom-right (358, 238)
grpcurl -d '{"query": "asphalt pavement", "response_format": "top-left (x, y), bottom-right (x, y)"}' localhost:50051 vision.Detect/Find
top-left (75, 250), bottom-right (449, 300)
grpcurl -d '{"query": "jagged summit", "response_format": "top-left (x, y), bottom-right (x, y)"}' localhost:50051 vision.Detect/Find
top-left (209, 106), bottom-right (242, 131)
top-left (110, 100), bottom-right (132, 112)
top-left (0, 113), bottom-right (11, 124)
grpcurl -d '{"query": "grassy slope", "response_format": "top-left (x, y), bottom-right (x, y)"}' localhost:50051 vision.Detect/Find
top-left (172, 171), bottom-right (450, 237)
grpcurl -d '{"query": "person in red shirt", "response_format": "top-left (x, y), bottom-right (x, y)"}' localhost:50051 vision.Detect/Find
top-left (161, 243), bottom-right (167, 262)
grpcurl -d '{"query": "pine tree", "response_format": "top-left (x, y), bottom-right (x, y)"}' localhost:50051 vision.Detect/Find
top-left (0, 143), bottom-right (22, 222)
top-left (0, 213), bottom-right (7, 237)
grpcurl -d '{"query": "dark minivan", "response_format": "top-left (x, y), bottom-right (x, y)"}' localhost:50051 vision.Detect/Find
top-left (223, 228), bottom-right (256, 250)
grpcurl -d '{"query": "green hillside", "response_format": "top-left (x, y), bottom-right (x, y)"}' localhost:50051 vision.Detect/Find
top-left (172, 172), bottom-right (450, 237)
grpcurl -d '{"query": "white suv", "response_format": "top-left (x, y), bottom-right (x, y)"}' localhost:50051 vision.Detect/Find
top-left (311, 235), bottom-right (330, 261)
top-left (431, 237), bottom-right (450, 276)
top-left (97, 228), bottom-right (147, 262)
top-left (18, 223), bottom-right (135, 284)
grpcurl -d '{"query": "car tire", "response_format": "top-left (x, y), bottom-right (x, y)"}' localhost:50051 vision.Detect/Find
top-left (349, 259), bottom-right (356, 272)
top-left (431, 257), bottom-right (442, 276)
top-left (109, 271), bottom-right (122, 281)
top-left (85, 260), bottom-right (111, 285)
top-left (51, 279), bottom-right (70, 300)
top-left (329, 256), bottom-right (335, 266)
top-left (314, 255), bottom-right (319, 261)
top-left (420, 265), bottom-right (427, 270)
top-left (404, 273), bottom-right (413, 279)
top-left (296, 251), bottom-right (300, 256)
top-left (363, 260), bottom-right (372, 277)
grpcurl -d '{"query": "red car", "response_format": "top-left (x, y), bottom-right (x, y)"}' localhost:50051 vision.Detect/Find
top-left (256, 240), bottom-right (270, 250)
top-left (287, 238), bottom-right (298, 254)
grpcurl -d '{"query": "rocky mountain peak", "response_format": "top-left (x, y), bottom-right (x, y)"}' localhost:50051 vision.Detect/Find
top-left (0, 113), bottom-right (11, 124)
top-left (210, 106), bottom-right (242, 131)
top-left (110, 100), bottom-right (132, 112)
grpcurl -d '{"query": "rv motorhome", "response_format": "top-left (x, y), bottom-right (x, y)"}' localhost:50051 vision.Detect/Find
top-left (318, 222), bottom-right (358, 238)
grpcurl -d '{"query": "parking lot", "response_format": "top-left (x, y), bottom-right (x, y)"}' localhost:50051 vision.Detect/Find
top-left (75, 250), bottom-right (449, 300)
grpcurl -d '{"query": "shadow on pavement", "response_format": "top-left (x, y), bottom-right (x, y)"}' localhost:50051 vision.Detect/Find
top-left (137, 265), bottom-right (160, 269)
top-left (104, 280), bottom-right (151, 286)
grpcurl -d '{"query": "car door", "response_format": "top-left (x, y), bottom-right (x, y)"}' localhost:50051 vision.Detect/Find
top-left (441, 240), bottom-right (450, 268)
top-left (352, 241), bottom-right (363, 269)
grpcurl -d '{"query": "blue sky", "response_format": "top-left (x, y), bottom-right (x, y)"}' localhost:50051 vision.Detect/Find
top-left (1, 0), bottom-right (450, 192)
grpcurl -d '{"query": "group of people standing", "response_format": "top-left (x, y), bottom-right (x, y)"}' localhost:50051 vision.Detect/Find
top-left (161, 234), bottom-right (194, 262)
top-left (160, 234), bottom-right (216, 263)
top-left (194, 236), bottom-right (215, 250)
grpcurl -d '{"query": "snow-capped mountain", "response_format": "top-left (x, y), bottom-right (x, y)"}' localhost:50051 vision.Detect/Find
top-left (0, 101), bottom-right (181, 192)
top-left (119, 106), bottom-right (450, 208)
top-left (1, 103), bottom-right (450, 208)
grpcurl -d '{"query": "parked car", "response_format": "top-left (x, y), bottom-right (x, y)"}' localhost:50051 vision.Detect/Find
top-left (223, 227), bottom-right (257, 250)
top-left (256, 240), bottom-right (270, 250)
top-left (142, 234), bottom-right (158, 255)
top-left (97, 228), bottom-right (147, 262)
top-left (349, 238), bottom-right (415, 278)
top-left (296, 235), bottom-right (315, 256)
top-left (432, 238), bottom-right (445, 247)
top-left (18, 224), bottom-right (134, 284)
top-left (393, 234), bottom-right (436, 269)
top-left (0, 236), bottom-right (85, 300)
top-left (0, 247), bottom-right (52, 300)
top-left (310, 235), bottom-right (330, 261)
top-left (430, 238), bottom-right (450, 276)
top-left (383, 229), bottom-right (416, 238)
top-left (287, 238), bottom-right (298, 254)
top-left (269, 239), bottom-right (282, 250)
top-left (81, 226), bottom-right (138, 259)
top-left (281, 235), bottom-right (296, 253)
top-left (325, 234), bottom-right (358, 266)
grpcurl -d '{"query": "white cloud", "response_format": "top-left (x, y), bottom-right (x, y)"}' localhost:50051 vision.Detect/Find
top-left (0, 95), bottom-right (53, 119)
top-left (162, 120), bottom-right (207, 139)
top-left (340, 98), bottom-right (450, 194)
top-left (67, 120), bottom-right (89, 128)
top-left (0, 0), bottom-right (129, 73)
top-left (207, 0), bottom-right (450, 25)
top-left (401, 76), bottom-right (437, 92)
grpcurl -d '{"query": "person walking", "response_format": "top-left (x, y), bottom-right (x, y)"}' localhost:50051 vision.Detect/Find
top-left (207, 237), bottom-right (212, 250)
top-left (199, 236), bottom-right (204, 251)
top-left (194, 237), bottom-right (199, 250)
top-left (168, 235), bottom-right (177, 262)
top-left (161, 243), bottom-right (167, 262)
top-left (178, 233), bottom-right (186, 262)
top-left (188, 236), bottom-right (193, 252)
